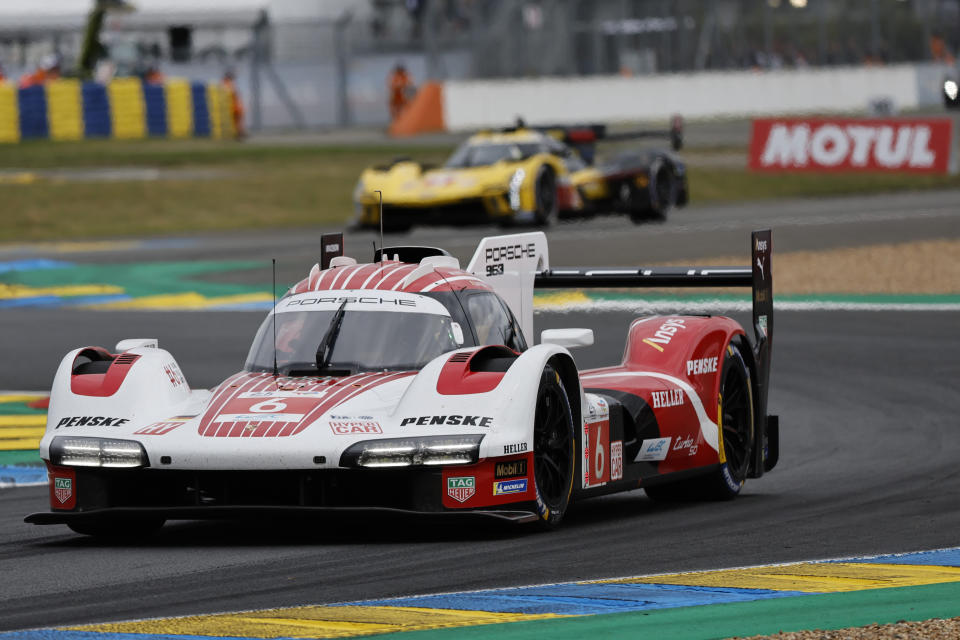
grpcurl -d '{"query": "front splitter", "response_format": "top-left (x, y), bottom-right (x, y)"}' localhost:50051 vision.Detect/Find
top-left (25, 504), bottom-right (539, 525)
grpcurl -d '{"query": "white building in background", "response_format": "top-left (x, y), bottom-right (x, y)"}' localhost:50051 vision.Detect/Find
top-left (0, 0), bottom-right (373, 67)
top-left (0, 0), bottom-right (367, 26)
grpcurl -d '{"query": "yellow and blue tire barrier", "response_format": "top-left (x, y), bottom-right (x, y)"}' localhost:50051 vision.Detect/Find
top-left (0, 78), bottom-right (235, 142)
top-left (0, 83), bottom-right (20, 142)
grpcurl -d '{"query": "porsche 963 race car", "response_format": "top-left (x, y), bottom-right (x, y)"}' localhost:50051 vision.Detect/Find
top-left (27, 230), bottom-right (777, 537)
top-left (353, 119), bottom-right (688, 232)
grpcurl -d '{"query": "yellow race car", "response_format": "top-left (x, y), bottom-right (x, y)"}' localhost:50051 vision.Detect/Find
top-left (353, 121), bottom-right (688, 232)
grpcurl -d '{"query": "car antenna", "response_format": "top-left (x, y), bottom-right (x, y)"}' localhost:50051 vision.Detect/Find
top-left (272, 258), bottom-right (279, 378)
top-left (374, 189), bottom-right (384, 264)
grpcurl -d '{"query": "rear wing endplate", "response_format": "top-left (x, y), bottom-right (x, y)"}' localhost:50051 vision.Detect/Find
top-left (320, 232), bottom-right (344, 269)
top-left (467, 232), bottom-right (549, 343)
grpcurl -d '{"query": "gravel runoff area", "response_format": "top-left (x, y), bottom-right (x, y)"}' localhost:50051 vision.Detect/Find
top-left (729, 617), bottom-right (960, 639)
top-left (664, 239), bottom-right (960, 295)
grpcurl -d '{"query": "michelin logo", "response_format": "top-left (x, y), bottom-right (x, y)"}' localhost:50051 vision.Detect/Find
top-left (493, 479), bottom-right (528, 496)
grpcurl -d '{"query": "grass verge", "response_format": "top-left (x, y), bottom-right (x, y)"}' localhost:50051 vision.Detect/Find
top-left (689, 165), bottom-right (960, 202)
top-left (0, 138), bottom-right (449, 169)
top-left (0, 142), bottom-right (448, 242)
top-left (0, 139), bottom-right (958, 243)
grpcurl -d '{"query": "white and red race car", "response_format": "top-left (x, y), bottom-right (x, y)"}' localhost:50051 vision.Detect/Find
top-left (27, 230), bottom-right (778, 537)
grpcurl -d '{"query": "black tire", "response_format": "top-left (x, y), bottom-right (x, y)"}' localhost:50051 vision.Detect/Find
top-left (532, 166), bottom-right (558, 227)
top-left (712, 342), bottom-right (755, 498)
top-left (629, 158), bottom-right (675, 224)
top-left (617, 180), bottom-right (641, 214)
top-left (532, 366), bottom-right (575, 529)
top-left (68, 516), bottom-right (166, 540)
top-left (644, 342), bottom-right (754, 502)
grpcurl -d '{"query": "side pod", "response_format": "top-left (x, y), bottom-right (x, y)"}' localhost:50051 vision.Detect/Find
top-left (534, 229), bottom-right (776, 477)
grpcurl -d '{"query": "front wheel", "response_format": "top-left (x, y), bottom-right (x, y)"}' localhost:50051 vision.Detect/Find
top-left (532, 167), bottom-right (558, 227)
top-left (381, 219), bottom-right (414, 234)
top-left (533, 366), bottom-right (575, 529)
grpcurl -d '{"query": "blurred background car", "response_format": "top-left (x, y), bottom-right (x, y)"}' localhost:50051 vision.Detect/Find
top-left (352, 120), bottom-right (687, 232)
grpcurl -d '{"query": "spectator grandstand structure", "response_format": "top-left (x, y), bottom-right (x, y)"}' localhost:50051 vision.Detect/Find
top-left (0, 0), bottom-right (957, 129)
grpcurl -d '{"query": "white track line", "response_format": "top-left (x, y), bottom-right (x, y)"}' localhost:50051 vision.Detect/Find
top-left (535, 299), bottom-right (960, 313)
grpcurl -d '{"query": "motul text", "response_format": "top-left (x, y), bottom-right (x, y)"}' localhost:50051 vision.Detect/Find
top-left (748, 118), bottom-right (954, 174)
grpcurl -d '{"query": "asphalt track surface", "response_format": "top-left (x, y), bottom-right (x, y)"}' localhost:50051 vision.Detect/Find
top-left (5, 188), bottom-right (957, 291)
top-left (2, 309), bottom-right (960, 631)
top-left (1, 189), bottom-right (958, 631)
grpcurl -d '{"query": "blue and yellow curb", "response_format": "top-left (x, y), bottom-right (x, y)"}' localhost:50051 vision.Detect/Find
top-left (2, 549), bottom-right (960, 639)
top-left (3, 255), bottom-right (959, 312)
top-left (0, 258), bottom-right (271, 311)
top-left (0, 392), bottom-right (47, 486)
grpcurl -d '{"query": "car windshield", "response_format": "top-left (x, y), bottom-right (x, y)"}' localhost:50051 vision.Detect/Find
top-left (445, 142), bottom-right (542, 168)
top-left (245, 309), bottom-right (459, 375)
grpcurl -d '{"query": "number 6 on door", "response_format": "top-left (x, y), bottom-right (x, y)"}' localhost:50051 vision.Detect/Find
top-left (582, 420), bottom-right (610, 488)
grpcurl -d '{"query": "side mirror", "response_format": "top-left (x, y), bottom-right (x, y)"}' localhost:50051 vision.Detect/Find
top-left (540, 328), bottom-right (594, 349)
top-left (115, 338), bottom-right (158, 352)
top-left (451, 322), bottom-right (465, 346)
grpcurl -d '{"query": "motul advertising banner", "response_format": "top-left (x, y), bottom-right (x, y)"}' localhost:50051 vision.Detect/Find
top-left (748, 118), bottom-right (955, 173)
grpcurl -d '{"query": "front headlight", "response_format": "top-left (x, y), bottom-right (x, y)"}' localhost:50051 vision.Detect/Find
top-left (50, 436), bottom-right (148, 468)
top-left (508, 168), bottom-right (526, 211)
top-left (340, 434), bottom-right (484, 468)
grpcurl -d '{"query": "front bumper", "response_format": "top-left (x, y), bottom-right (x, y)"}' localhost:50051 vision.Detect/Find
top-left (356, 195), bottom-right (515, 228)
top-left (27, 466), bottom-right (539, 524)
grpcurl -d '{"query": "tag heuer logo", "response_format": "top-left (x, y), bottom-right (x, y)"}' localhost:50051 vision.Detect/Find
top-left (446, 476), bottom-right (475, 503)
top-left (54, 477), bottom-right (72, 504)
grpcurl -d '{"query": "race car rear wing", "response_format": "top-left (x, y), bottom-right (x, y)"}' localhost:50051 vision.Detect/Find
top-left (536, 115), bottom-right (684, 163)
top-left (534, 229), bottom-right (774, 463)
top-left (560, 116), bottom-right (683, 148)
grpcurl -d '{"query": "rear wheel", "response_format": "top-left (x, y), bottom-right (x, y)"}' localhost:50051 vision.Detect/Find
top-left (629, 158), bottom-right (675, 224)
top-left (533, 366), bottom-right (575, 529)
top-left (68, 516), bottom-right (166, 540)
top-left (645, 342), bottom-right (754, 501)
top-left (713, 342), bottom-right (755, 498)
